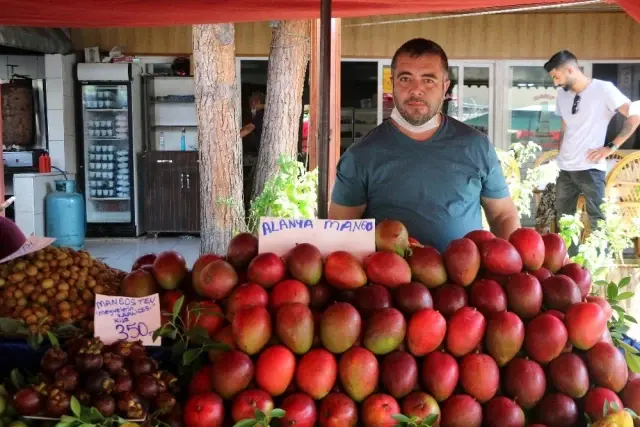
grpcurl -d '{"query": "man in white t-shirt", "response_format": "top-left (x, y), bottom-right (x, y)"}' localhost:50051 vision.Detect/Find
top-left (544, 50), bottom-right (640, 251)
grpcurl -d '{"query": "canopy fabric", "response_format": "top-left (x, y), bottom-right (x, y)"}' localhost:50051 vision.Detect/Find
top-left (0, 0), bottom-right (636, 28)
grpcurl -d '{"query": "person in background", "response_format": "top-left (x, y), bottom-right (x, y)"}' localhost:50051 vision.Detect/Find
top-left (240, 92), bottom-right (266, 156)
top-left (328, 38), bottom-right (520, 253)
top-left (543, 50), bottom-right (640, 253)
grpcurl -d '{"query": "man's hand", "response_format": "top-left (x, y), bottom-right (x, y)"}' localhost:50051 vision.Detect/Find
top-left (586, 146), bottom-right (614, 163)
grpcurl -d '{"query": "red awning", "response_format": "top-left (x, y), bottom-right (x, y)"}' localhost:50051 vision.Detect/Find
top-left (0, 0), bottom-right (636, 28)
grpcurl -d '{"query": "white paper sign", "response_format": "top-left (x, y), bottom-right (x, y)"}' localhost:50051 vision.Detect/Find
top-left (0, 236), bottom-right (56, 264)
top-left (258, 217), bottom-right (376, 261)
top-left (94, 293), bottom-right (162, 346)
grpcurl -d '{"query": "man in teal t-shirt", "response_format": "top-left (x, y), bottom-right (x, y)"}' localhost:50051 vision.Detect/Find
top-left (329, 38), bottom-right (520, 253)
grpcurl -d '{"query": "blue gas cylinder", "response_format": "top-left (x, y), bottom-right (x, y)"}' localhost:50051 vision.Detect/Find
top-left (45, 180), bottom-right (86, 250)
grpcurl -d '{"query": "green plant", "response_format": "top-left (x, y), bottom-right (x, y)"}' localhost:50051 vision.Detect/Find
top-left (55, 396), bottom-right (130, 427)
top-left (233, 408), bottom-right (286, 427)
top-left (152, 296), bottom-right (230, 376)
top-left (392, 413), bottom-right (438, 427)
top-left (558, 199), bottom-right (640, 281)
top-left (245, 155), bottom-right (318, 234)
top-left (495, 141), bottom-right (559, 219)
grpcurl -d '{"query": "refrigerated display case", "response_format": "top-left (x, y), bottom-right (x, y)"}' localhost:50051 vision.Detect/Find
top-left (76, 63), bottom-right (143, 237)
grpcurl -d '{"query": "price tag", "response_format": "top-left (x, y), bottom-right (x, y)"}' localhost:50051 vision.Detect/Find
top-left (94, 294), bottom-right (161, 346)
top-left (258, 217), bottom-right (376, 262)
top-left (0, 236), bottom-right (56, 264)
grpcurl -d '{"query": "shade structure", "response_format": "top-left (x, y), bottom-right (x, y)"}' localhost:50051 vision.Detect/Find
top-left (0, 0), bottom-right (637, 27)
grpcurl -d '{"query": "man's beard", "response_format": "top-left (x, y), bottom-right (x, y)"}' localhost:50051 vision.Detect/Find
top-left (561, 76), bottom-right (577, 91)
top-left (393, 95), bottom-right (442, 126)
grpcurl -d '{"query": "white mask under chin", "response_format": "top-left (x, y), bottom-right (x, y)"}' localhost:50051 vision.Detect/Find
top-left (390, 107), bottom-right (440, 133)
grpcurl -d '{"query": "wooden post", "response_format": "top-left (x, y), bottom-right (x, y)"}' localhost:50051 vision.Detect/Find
top-left (310, 12), bottom-right (341, 218)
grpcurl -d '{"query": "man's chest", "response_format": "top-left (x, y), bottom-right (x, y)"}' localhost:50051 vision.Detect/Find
top-left (366, 151), bottom-right (484, 209)
top-left (558, 90), bottom-right (611, 127)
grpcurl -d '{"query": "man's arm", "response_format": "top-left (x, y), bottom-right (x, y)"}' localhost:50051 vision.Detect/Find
top-left (240, 123), bottom-right (255, 138)
top-left (559, 119), bottom-right (566, 150)
top-left (482, 196), bottom-right (521, 240)
top-left (587, 101), bottom-right (640, 162)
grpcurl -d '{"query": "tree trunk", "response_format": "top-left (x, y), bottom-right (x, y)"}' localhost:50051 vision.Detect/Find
top-left (251, 20), bottom-right (310, 202)
top-left (193, 24), bottom-right (245, 255)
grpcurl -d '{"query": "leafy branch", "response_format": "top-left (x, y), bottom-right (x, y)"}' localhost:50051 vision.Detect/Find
top-left (152, 296), bottom-right (230, 372)
top-left (392, 413), bottom-right (438, 427)
top-left (55, 396), bottom-right (130, 427)
top-left (233, 408), bottom-right (286, 427)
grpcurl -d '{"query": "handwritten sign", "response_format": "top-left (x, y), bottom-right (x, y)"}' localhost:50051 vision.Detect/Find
top-left (0, 236), bottom-right (56, 264)
top-left (258, 217), bottom-right (376, 261)
top-left (94, 294), bottom-right (162, 346)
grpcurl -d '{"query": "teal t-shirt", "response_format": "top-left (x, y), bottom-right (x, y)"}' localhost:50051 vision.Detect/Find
top-left (331, 115), bottom-right (510, 253)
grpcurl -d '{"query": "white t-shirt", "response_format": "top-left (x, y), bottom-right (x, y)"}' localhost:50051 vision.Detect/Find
top-left (554, 79), bottom-right (630, 171)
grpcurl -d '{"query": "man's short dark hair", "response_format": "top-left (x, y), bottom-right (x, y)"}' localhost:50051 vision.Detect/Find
top-left (544, 50), bottom-right (578, 72)
top-left (250, 92), bottom-right (266, 104)
top-left (391, 38), bottom-right (449, 78)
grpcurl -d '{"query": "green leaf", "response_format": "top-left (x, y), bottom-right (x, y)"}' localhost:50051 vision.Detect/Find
top-left (623, 348), bottom-right (640, 374)
top-left (203, 341), bottom-right (233, 351)
top-left (187, 326), bottom-right (214, 345)
top-left (71, 396), bottom-right (82, 417)
top-left (625, 314), bottom-right (638, 324)
top-left (595, 280), bottom-right (609, 287)
top-left (233, 420), bottom-right (257, 427)
top-left (10, 369), bottom-right (25, 389)
top-left (0, 317), bottom-right (29, 334)
top-left (608, 283), bottom-right (619, 300)
top-left (626, 407), bottom-right (639, 419)
top-left (172, 295), bottom-right (185, 321)
top-left (269, 408), bottom-right (286, 419)
top-left (255, 409), bottom-right (266, 422)
top-left (610, 400), bottom-right (620, 412)
top-left (46, 331), bottom-right (60, 347)
top-left (423, 414), bottom-right (439, 425)
top-left (55, 422), bottom-right (75, 427)
top-left (182, 348), bottom-right (202, 366)
top-left (617, 292), bottom-right (634, 301)
top-left (619, 277), bottom-right (632, 288)
top-left (603, 398), bottom-right (610, 418)
top-left (171, 341), bottom-right (187, 361)
top-left (88, 407), bottom-right (105, 422)
top-left (392, 414), bottom-right (411, 423)
top-left (60, 415), bottom-right (79, 423)
top-left (78, 424), bottom-right (95, 427)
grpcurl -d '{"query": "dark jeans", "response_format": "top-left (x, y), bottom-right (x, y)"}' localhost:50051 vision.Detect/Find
top-left (555, 169), bottom-right (606, 255)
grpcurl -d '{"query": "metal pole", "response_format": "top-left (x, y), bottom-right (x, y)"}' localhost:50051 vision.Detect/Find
top-left (317, 0), bottom-right (331, 219)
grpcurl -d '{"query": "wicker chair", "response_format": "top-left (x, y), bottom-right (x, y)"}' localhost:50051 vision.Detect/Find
top-left (605, 151), bottom-right (640, 257)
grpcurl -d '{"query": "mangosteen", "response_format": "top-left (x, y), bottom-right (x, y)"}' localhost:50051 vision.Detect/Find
top-left (135, 374), bottom-right (159, 400)
top-left (75, 346), bottom-right (104, 372)
top-left (103, 352), bottom-right (125, 376)
top-left (93, 394), bottom-right (116, 417)
top-left (41, 347), bottom-right (69, 374)
top-left (113, 372), bottom-right (134, 394)
top-left (160, 371), bottom-right (179, 394)
top-left (75, 388), bottom-right (92, 406)
top-left (131, 356), bottom-right (157, 377)
top-left (117, 392), bottom-right (145, 419)
top-left (153, 373), bottom-right (168, 394)
top-left (13, 388), bottom-right (43, 416)
top-left (153, 392), bottom-right (177, 415)
top-left (54, 365), bottom-right (80, 392)
top-left (66, 337), bottom-right (90, 363)
top-left (85, 370), bottom-right (115, 395)
top-left (111, 340), bottom-right (146, 360)
top-left (46, 388), bottom-right (71, 418)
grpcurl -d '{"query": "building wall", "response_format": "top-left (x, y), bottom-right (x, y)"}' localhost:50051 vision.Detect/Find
top-left (69, 12), bottom-right (640, 59)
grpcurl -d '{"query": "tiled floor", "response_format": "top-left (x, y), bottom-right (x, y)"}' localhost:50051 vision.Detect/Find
top-left (84, 236), bottom-right (201, 272)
